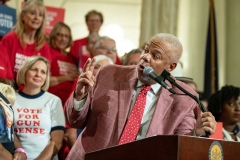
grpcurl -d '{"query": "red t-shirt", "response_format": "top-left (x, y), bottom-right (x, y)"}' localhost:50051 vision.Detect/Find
top-left (70, 37), bottom-right (89, 59)
top-left (48, 47), bottom-right (78, 105)
top-left (49, 48), bottom-right (78, 160)
top-left (1, 31), bottom-right (52, 78)
top-left (0, 42), bottom-right (14, 79)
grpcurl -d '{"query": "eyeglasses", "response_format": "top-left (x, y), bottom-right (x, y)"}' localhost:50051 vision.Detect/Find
top-left (56, 33), bottom-right (70, 39)
top-left (87, 19), bottom-right (101, 23)
top-left (97, 46), bottom-right (117, 52)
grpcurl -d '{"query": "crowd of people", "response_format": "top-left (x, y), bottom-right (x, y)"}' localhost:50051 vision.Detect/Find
top-left (0, 0), bottom-right (239, 160)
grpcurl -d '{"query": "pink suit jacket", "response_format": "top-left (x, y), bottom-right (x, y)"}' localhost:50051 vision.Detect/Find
top-left (64, 65), bottom-right (197, 160)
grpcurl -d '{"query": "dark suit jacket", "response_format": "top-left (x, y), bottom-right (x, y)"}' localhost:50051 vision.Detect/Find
top-left (64, 65), bottom-right (197, 160)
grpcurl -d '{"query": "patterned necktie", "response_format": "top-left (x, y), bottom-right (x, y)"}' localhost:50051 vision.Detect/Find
top-left (118, 85), bottom-right (152, 145)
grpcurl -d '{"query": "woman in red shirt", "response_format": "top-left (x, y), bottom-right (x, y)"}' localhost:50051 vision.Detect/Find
top-left (1, 0), bottom-right (51, 79)
top-left (48, 22), bottom-right (79, 160)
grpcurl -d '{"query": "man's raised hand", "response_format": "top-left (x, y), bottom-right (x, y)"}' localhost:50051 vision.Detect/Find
top-left (75, 58), bottom-right (96, 101)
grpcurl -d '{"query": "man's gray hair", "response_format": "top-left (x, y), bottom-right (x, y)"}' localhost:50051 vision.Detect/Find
top-left (155, 33), bottom-right (183, 63)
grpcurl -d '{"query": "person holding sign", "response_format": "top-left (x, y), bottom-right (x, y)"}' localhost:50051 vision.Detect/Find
top-left (13, 56), bottom-right (65, 160)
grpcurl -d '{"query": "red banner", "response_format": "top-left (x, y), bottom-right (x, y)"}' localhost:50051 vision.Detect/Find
top-left (45, 6), bottom-right (65, 34)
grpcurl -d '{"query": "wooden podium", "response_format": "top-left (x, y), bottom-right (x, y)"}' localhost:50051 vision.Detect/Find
top-left (85, 135), bottom-right (240, 160)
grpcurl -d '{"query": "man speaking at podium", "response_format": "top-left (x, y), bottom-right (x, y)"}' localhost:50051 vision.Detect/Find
top-left (64, 33), bottom-right (216, 160)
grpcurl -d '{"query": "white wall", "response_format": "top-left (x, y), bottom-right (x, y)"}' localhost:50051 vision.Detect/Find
top-left (177, 0), bottom-right (226, 92)
top-left (226, 0), bottom-right (240, 86)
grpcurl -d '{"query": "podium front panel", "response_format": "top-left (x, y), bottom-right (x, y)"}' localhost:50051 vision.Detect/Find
top-left (86, 135), bottom-right (178, 160)
top-left (85, 135), bottom-right (240, 160)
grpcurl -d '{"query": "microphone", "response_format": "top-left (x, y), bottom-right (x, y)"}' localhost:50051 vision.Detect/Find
top-left (143, 66), bottom-right (176, 94)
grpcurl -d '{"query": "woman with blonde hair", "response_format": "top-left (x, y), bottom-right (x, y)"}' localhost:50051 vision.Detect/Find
top-left (0, 83), bottom-right (27, 160)
top-left (1, 0), bottom-right (51, 79)
top-left (13, 56), bottom-right (65, 160)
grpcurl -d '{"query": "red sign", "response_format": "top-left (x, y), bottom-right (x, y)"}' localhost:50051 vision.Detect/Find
top-left (45, 6), bottom-right (65, 34)
top-left (209, 122), bottom-right (223, 140)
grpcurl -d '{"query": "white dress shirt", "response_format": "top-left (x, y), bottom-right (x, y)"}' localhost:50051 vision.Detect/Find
top-left (223, 128), bottom-right (240, 141)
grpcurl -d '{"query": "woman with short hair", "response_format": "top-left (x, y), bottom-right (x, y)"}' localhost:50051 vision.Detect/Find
top-left (13, 56), bottom-right (65, 160)
top-left (208, 85), bottom-right (240, 141)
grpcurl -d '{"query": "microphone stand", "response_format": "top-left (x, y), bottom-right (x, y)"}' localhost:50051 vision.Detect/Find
top-left (161, 70), bottom-right (209, 137)
top-left (166, 77), bottom-right (207, 112)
